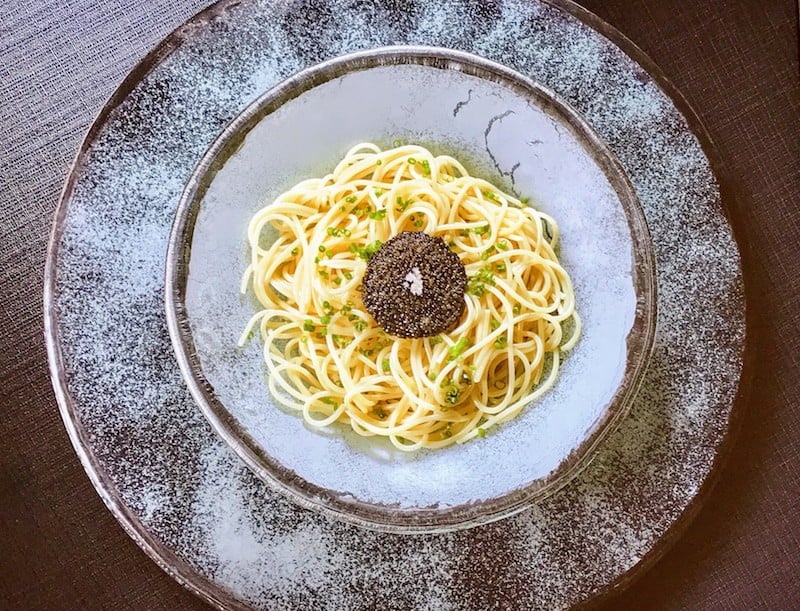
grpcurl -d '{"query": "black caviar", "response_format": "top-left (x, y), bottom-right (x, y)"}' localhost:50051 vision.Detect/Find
top-left (362, 232), bottom-right (467, 338)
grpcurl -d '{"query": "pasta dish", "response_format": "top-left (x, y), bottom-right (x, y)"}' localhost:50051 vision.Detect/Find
top-left (239, 143), bottom-right (580, 451)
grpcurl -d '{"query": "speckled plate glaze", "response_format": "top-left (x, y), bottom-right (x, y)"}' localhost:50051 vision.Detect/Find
top-left (44, 0), bottom-right (746, 609)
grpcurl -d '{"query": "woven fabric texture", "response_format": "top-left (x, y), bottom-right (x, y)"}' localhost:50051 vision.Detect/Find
top-left (1, 0), bottom-right (797, 609)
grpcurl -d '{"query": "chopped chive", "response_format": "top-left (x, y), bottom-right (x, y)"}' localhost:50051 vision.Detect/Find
top-left (381, 358), bottom-right (391, 372)
top-left (513, 303), bottom-right (522, 315)
top-left (466, 266), bottom-right (495, 296)
top-left (320, 314), bottom-right (331, 325)
top-left (374, 406), bottom-right (387, 419)
top-left (322, 301), bottom-right (333, 312)
top-left (392, 139), bottom-right (401, 147)
top-left (496, 240), bottom-right (508, 251)
top-left (448, 336), bottom-right (471, 360)
top-left (318, 245), bottom-right (326, 252)
top-left (318, 270), bottom-right (329, 278)
top-left (343, 271), bottom-right (353, 280)
top-left (320, 397), bottom-right (337, 406)
top-left (477, 427), bottom-right (486, 438)
top-left (429, 335), bottom-right (443, 346)
top-left (494, 336), bottom-right (508, 349)
top-left (496, 263), bottom-right (507, 273)
top-left (350, 240), bottom-right (383, 261)
top-left (314, 256), bottom-right (321, 264)
top-left (346, 195), bottom-right (357, 203)
top-left (325, 249), bottom-right (333, 258)
top-left (354, 320), bottom-right (367, 332)
top-left (376, 159), bottom-right (382, 165)
top-left (490, 319), bottom-right (500, 331)
top-left (542, 218), bottom-right (553, 240)
top-left (333, 276), bottom-right (342, 285)
top-left (303, 319), bottom-right (315, 332)
top-left (520, 196), bottom-right (530, 204)
top-left (368, 208), bottom-right (387, 220)
top-left (444, 385), bottom-right (461, 404)
top-left (343, 228), bottom-right (351, 237)
top-left (408, 158), bottom-right (416, 165)
top-left (413, 219), bottom-right (423, 228)
top-left (291, 247), bottom-right (299, 256)
top-left (428, 371), bottom-right (438, 381)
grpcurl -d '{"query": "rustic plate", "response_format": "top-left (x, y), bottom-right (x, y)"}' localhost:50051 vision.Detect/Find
top-left (165, 45), bottom-right (657, 533)
top-left (44, 0), bottom-right (745, 609)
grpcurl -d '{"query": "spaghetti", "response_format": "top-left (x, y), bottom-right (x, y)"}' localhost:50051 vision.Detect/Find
top-left (239, 143), bottom-right (580, 451)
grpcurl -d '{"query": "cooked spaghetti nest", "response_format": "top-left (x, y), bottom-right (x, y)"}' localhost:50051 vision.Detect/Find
top-left (239, 143), bottom-right (580, 451)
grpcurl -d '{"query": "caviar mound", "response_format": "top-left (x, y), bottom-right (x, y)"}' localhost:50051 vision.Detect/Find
top-left (362, 232), bottom-right (467, 338)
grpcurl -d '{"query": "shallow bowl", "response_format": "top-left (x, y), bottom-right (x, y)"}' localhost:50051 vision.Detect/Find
top-left (165, 46), bottom-right (657, 534)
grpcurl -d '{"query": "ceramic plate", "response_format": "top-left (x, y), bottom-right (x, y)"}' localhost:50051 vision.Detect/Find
top-left (44, 0), bottom-right (746, 608)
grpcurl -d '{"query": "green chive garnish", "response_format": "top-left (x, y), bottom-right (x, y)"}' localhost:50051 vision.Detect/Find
top-left (448, 336), bottom-right (470, 360)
